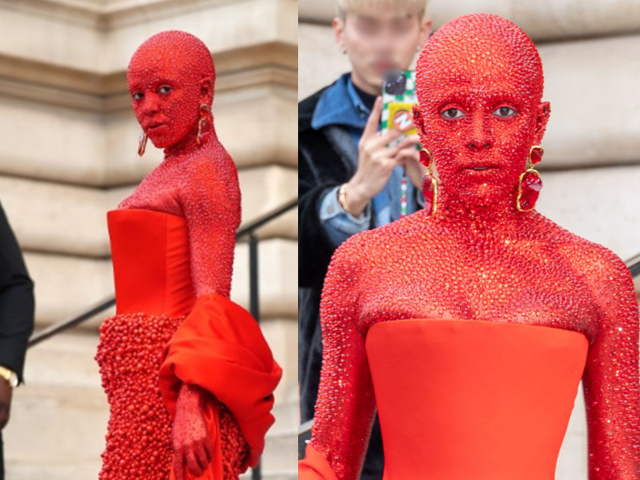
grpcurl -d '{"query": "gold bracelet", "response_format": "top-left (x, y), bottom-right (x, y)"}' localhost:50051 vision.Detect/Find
top-left (0, 366), bottom-right (17, 388)
top-left (338, 184), bottom-right (356, 217)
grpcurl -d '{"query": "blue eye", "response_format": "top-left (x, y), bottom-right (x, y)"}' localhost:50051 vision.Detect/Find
top-left (493, 106), bottom-right (516, 117)
top-left (132, 92), bottom-right (144, 100)
top-left (158, 85), bottom-right (172, 94)
top-left (442, 108), bottom-right (466, 119)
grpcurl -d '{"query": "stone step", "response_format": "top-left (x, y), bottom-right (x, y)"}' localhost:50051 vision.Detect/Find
top-left (5, 387), bottom-right (298, 478)
top-left (270, 395), bottom-right (299, 435)
top-left (241, 472), bottom-right (297, 480)
top-left (6, 416), bottom-right (298, 479)
top-left (6, 461), bottom-right (104, 480)
top-left (261, 430), bottom-right (297, 473)
top-left (0, 80), bottom-right (296, 188)
top-left (23, 326), bottom-right (297, 402)
top-left (300, 0), bottom-right (640, 42)
top-left (22, 331), bottom-right (102, 387)
top-left (26, 314), bottom-right (297, 391)
top-left (0, 165), bottom-right (296, 259)
top-left (0, 0), bottom-right (297, 79)
top-left (7, 463), bottom-right (297, 480)
top-left (27, 316), bottom-right (298, 401)
top-left (4, 383), bottom-right (108, 463)
top-left (25, 238), bottom-right (297, 327)
top-left (6, 331), bottom-right (298, 477)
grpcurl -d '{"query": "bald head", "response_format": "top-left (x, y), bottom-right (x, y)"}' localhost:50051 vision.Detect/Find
top-left (128, 30), bottom-right (216, 105)
top-left (412, 14), bottom-right (550, 209)
top-left (416, 14), bottom-right (543, 106)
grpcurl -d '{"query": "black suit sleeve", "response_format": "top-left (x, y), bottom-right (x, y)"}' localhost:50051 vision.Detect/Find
top-left (298, 142), bottom-right (338, 289)
top-left (0, 202), bottom-right (34, 384)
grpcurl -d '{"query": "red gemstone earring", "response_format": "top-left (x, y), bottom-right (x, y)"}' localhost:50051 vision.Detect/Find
top-left (517, 145), bottom-right (544, 212)
top-left (137, 131), bottom-right (148, 157)
top-left (196, 104), bottom-right (212, 145)
top-left (420, 148), bottom-right (438, 216)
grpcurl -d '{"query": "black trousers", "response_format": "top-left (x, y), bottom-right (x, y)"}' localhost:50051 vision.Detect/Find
top-left (0, 432), bottom-right (4, 480)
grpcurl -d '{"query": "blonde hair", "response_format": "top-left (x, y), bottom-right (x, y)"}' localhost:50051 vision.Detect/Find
top-left (336, 0), bottom-right (428, 19)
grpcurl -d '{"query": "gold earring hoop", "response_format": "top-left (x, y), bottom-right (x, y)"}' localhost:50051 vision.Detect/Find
top-left (196, 104), bottom-right (210, 145)
top-left (517, 145), bottom-right (544, 212)
top-left (137, 131), bottom-right (148, 157)
top-left (420, 148), bottom-right (438, 216)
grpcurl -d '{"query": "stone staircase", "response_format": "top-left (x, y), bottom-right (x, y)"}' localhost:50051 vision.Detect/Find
top-left (4, 330), bottom-right (297, 480)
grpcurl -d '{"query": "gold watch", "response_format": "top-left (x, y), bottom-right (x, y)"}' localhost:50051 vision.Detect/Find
top-left (0, 366), bottom-right (18, 388)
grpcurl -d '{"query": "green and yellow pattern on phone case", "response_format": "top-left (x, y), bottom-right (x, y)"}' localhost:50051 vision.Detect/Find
top-left (381, 71), bottom-right (418, 147)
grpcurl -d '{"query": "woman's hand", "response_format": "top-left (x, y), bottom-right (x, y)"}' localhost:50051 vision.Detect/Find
top-left (172, 383), bottom-right (215, 479)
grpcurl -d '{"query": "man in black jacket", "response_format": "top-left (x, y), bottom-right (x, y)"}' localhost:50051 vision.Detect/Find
top-left (299, 1), bottom-right (431, 478)
top-left (0, 202), bottom-right (35, 480)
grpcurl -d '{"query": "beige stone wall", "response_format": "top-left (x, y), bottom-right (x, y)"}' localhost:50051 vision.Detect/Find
top-left (0, 0), bottom-right (297, 478)
top-left (299, 1), bottom-right (640, 479)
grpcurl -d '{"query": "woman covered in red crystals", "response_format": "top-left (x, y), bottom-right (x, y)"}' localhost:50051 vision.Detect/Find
top-left (299, 13), bottom-right (640, 480)
top-left (95, 31), bottom-right (282, 480)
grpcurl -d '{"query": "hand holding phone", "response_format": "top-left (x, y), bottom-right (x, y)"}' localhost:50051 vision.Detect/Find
top-left (381, 70), bottom-right (426, 195)
top-left (344, 97), bottom-right (410, 216)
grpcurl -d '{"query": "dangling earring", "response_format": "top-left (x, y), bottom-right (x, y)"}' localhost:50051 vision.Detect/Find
top-left (420, 148), bottom-right (438, 216)
top-left (137, 131), bottom-right (148, 157)
top-left (517, 145), bottom-right (544, 212)
top-left (196, 104), bottom-right (211, 145)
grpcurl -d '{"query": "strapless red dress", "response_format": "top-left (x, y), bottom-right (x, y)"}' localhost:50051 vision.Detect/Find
top-left (96, 209), bottom-right (282, 480)
top-left (300, 319), bottom-right (588, 480)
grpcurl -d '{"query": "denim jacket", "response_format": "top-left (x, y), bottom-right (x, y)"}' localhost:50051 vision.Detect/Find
top-left (311, 72), bottom-right (423, 247)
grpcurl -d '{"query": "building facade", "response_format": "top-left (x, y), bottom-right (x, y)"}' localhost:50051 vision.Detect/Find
top-left (0, 0), bottom-right (297, 478)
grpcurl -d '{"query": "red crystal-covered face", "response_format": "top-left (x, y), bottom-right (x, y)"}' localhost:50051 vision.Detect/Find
top-left (127, 31), bottom-right (215, 151)
top-left (413, 14), bottom-right (550, 207)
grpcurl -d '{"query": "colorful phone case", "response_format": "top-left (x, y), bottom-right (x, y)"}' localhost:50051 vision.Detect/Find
top-left (381, 70), bottom-right (418, 147)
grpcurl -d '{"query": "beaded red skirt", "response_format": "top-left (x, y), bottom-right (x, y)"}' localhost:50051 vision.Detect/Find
top-left (95, 313), bottom-right (248, 480)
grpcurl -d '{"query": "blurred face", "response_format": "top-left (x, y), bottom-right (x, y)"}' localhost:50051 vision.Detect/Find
top-left (413, 15), bottom-right (550, 207)
top-left (334, 7), bottom-right (431, 94)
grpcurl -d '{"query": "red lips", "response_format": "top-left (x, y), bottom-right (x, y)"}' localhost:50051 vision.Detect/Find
top-left (462, 165), bottom-right (500, 171)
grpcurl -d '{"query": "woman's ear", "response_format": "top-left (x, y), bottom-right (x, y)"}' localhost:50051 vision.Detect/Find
top-left (533, 101), bottom-right (551, 145)
top-left (412, 103), bottom-right (428, 146)
top-left (412, 104), bottom-right (424, 132)
top-left (199, 78), bottom-right (214, 106)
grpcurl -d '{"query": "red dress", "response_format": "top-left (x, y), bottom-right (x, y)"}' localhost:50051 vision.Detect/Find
top-left (95, 140), bottom-right (282, 479)
top-left (299, 208), bottom-right (640, 480)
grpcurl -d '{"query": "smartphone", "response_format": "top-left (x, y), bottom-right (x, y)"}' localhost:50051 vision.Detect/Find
top-left (381, 70), bottom-right (418, 147)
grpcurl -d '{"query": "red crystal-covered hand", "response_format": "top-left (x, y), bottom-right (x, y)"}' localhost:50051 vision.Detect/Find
top-left (172, 383), bottom-right (215, 480)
